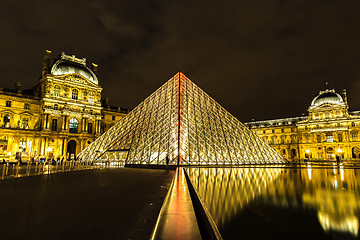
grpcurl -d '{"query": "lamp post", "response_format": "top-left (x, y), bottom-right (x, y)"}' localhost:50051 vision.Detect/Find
top-left (305, 149), bottom-right (311, 163)
top-left (336, 148), bottom-right (342, 164)
top-left (47, 147), bottom-right (52, 162)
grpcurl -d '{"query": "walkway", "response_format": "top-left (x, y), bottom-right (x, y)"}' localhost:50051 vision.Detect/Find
top-left (151, 167), bottom-right (202, 240)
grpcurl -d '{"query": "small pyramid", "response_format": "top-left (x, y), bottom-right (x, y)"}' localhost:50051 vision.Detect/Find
top-left (78, 72), bottom-right (286, 165)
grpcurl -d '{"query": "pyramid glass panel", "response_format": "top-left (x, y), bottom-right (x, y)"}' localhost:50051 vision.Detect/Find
top-left (78, 72), bottom-right (287, 165)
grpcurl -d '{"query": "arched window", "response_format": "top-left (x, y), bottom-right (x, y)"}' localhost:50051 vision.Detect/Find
top-left (3, 115), bottom-right (10, 127)
top-left (69, 118), bottom-right (79, 133)
top-left (72, 89), bottom-right (78, 100)
top-left (54, 85), bottom-right (61, 97)
top-left (89, 91), bottom-right (94, 103)
top-left (54, 104), bottom-right (58, 110)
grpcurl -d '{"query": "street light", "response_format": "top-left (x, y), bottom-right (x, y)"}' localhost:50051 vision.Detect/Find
top-left (47, 147), bottom-right (53, 159)
top-left (305, 149), bottom-right (311, 162)
top-left (336, 148), bottom-right (343, 164)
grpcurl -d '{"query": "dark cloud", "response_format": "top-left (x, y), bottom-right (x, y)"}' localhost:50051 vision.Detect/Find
top-left (1, 0), bottom-right (360, 122)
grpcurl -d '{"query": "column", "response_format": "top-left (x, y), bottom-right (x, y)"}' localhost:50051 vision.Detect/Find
top-left (84, 118), bottom-right (88, 133)
top-left (63, 115), bottom-right (67, 131)
top-left (45, 114), bottom-right (49, 129)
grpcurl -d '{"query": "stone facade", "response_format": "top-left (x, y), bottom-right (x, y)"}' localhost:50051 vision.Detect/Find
top-left (0, 50), bottom-right (128, 162)
top-left (245, 89), bottom-right (360, 161)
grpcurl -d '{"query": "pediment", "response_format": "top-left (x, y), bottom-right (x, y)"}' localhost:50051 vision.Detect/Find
top-left (60, 74), bottom-right (98, 87)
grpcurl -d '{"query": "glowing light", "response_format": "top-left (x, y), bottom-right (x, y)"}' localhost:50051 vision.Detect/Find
top-left (77, 72), bottom-right (286, 165)
top-left (305, 149), bottom-right (311, 153)
top-left (47, 147), bottom-right (52, 152)
top-left (307, 164), bottom-right (312, 180)
top-left (337, 148), bottom-right (343, 153)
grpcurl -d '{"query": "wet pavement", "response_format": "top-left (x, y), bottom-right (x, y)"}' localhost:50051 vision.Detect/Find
top-left (0, 168), bottom-right (175, 240)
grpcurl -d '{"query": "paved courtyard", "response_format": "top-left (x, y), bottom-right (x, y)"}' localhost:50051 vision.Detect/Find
top-left (0, 168), bottom-right (175, 240)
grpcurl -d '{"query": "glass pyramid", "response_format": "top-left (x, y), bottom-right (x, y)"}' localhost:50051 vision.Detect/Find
top-left (78, 72), bottom-right (286, 165)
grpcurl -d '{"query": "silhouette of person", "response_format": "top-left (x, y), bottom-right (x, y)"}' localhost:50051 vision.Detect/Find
top-left (166, 155), bottom-right (170, 165)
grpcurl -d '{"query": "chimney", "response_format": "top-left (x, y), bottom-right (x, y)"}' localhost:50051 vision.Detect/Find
top-left (342, 89), bottom-right (348, 105)
top-left (92, 63), bottom-right (98, 75)
top-left (15, 82), bottom-right (22, 94)
top-left (42, 50), bottom-right (52, 77)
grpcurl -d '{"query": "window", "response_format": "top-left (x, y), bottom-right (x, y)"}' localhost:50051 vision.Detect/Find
top-left (281, 136), bottom-right (285, 144)
top-left (352, 132), bottom-right (358, 141)
top-left (317, 135), bottom-right (321, 143)
top-left (89, 92), bottom-right (94, 103)
top-left (272, 137), bottom-right (277, 145)
top-left (51, 119), bottom-right (58, 131)
top-left (24, 103), bottom-right (29, 110)
top-left (338, 133), bottom-right (343, 142)
top-left (263, 130), bottom-right (266, 134)
top-left (19, 138), bottom-right (26, 151)
top-left (54, 104), bottom-right (58, 110)
top-left (6, 101), bottom-right (11, 107)
top-left (291, 135), bottom-right (296, 144)
top-left (272, 129), bottom-right (275, 133)
top-left (88, 123), bottom-right (93, 134)
top-left (112, 116), bottom-right (115, 121)
top-left (291, 128), bottom-right (295, 132)
top-left (90, 110), bottom-right (93, 115)
top-left (22, 118), bottom-right (29, 129)
top-left (352, 122), bottom-right (356, 127)
top-left (326, 133), bottom-right (333, 142)
top-left (72, 89), bottom-right (78, 100)
top-left (54, 85), bottom-right (60, 97)
top-left (281, 129), bottom-right (284, 133)
top-left (3, 115), bottom-right (10, 127)
top-left (69, 118), bottom-right (79, 133)
top-left (305, 134), bottom-right (309, 143)
top-left (0, 136), bottom-right (8, 151)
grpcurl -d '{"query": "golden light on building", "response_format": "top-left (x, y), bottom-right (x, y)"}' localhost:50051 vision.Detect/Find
top-left (0, 50), bottom-right (129, 162)
top-left (246, 89), bottom-right (360, 162)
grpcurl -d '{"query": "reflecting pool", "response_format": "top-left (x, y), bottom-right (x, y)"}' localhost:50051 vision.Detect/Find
top-left (186, 165), bottom-right (360, 240)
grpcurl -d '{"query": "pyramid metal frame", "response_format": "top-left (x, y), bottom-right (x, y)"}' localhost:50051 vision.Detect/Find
top-left (78, 72), bottom-right (287, 165)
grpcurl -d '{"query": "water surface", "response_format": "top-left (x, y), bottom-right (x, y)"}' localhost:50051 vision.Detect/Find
top-left (186, 165), bottom-right (360, 240)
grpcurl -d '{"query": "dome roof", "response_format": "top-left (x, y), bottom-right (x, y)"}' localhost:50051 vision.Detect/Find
top-left (50, 52), bottom-right (98, 85)
top-left (310, 89), bottom-right (344, 109)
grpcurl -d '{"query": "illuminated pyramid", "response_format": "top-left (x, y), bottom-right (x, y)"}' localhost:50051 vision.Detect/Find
top-left (78, 72), bottom-right (286, 165)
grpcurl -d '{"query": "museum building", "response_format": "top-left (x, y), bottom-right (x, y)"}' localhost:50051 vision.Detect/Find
top-left (245, 89), bottom-right (360, 161)
top-left (0, 50), bottom-right (129, 161)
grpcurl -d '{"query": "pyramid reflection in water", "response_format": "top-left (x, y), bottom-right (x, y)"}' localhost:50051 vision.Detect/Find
top-left (78, 72), bottom-right (286, 165)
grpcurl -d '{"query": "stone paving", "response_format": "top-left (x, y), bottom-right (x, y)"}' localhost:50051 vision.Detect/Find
top-left (0, 167), bottom-right (175, 240)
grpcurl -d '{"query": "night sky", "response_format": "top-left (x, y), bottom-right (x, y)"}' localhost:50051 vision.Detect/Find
top-left (1, 0), bottom-right (360, 122)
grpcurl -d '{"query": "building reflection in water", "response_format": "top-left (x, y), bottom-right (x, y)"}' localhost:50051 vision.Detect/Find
top-left (186, 166), bottom-right (360, 237)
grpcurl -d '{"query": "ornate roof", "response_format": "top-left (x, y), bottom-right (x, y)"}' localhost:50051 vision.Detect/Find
top-left (50, 52), bottom-right (98, 85)
top-left (309, 89), bottom-right (345, 109)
